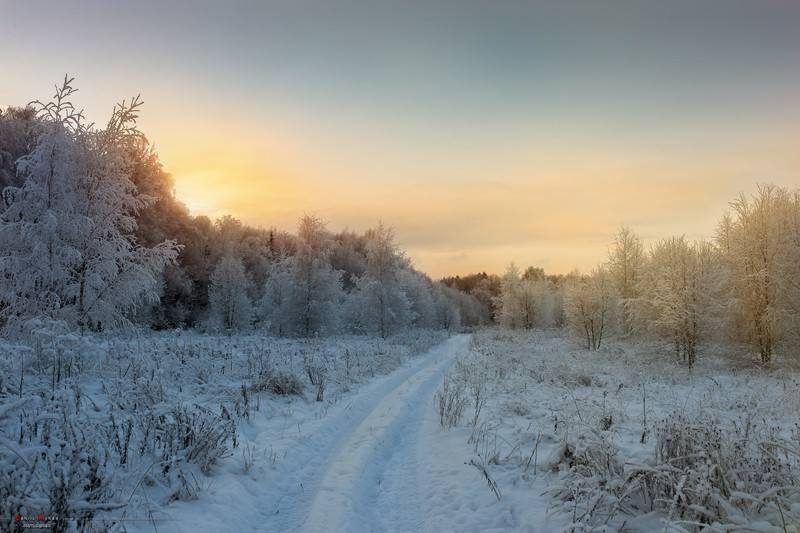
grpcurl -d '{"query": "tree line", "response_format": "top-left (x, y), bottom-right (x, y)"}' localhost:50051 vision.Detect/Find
top-left (5, 79), bottom-right (796, 358)
top-left (480, 185), bottom-right (800, 366)
top-left (0, 78), bottom-right (487, 339)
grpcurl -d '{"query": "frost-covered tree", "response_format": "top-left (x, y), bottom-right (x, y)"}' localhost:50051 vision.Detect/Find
top-left (494, 263), bottom-right (554, 330)
top-left (331, 229), bottom-right (368, 292)
top-left (634, 237), bottom-right (722, 367)
top-left (0, 78), bottom-right (179, 335)
top-left (260, 256), bottom-right (295, 336)
top-left (208, 256), bottom-right (253, 332)
top-left (351, 221), bottom-right (413, 337)
top-left (400, 269), bottom-right (438, 329)
top-left (0, 105), bottom-right (38, 190)
top-left (717, 184), bottom-right (800, 363)
top-left (261, 215), bottom-right (343, 337)
top-left (295, 215), bottom-right (344, 336)
top-left (564, 266), bottom-right (617, 350)
top-left (431, 282), bottom-right (461, 331)
top-left (608, 224), bottom-right (643, 337)
top-left (494, 263), bottom-right (523, 329)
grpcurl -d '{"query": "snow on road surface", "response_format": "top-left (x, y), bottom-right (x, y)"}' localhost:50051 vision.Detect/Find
top-left (152, 334), bottom-right (476, 533)
top-left (300, 335), bottom-right (471, 532)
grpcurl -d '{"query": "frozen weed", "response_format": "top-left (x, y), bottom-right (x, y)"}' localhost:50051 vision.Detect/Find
top-left (435, 370), bottom-right (467, 428)
top-left (251, 368), bottom-right (304, 396)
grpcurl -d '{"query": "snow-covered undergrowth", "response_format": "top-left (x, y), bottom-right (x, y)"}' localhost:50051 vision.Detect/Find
top-left (441, 329), bottom-right (800, 532)
top-left (0, 328), bottom-right (446, 532)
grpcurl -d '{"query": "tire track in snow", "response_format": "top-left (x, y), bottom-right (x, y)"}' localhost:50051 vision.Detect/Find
top-left (268, 334), bottom-right (471, 532)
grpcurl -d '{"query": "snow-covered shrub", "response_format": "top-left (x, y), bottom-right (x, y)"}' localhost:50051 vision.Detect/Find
top-left (2, 385), bottom-right (123, 533)
top-left (135, 403), bottom-right (234, 502)
top-left (30, 331), bottom-right (104, 388)
top-left (544, 411), bottom-right (800, 531)
top-left (304, 351), bottom-right (328, 402)
top-left (435, 370), bottom-right (467, 428)
top-left (543, 429), bottom-right (630, 530)
top-left (0, 397), bottom-right (39, 531)
top-left (628, 413), bottom-right (800, 530)
top-left (157, 404), bottom-right (233, 474)
top-left (251, 368), bottom-right (304, 396)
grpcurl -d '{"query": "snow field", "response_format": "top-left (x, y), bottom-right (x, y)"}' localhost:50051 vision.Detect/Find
top-left (0, 329), bottom-right (448, 532)
top-left (440, 329), bottom-right (800, 532)
top-left (6, 327), bottom-right (800, 532)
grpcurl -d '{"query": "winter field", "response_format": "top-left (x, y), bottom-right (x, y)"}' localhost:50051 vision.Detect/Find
top-left (4, 328), bottom-right (800, 532)
top-left (2, 62), bottom-right (800, 533)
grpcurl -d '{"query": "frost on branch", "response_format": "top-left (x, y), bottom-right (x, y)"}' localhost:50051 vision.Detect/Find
top-left (0, 76), bottom-right (180, 336)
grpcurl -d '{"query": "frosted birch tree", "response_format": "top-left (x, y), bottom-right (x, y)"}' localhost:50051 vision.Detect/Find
top-left (351, 221), bottom-right (413, 337)
top-left (495, 263), bottom-right (523, 329)
top-left (608, 224), bottom-right (643, 338)
top-left (261, 215), bottom-right (343, 337)
top-left (634, 236), bottom-right (722, 367)
top-left (495, 263), bottom-right (554, 330)
top-left (717, 185), bottom-right (800, 363)
top-left (399, 269), bottom-right (438, 329)
top-left (0, 78), bottom-right (179, 335)
top-left (260, 256), bottom-right (295, 336)
top-left (208, 255), bottom-right (253, 332)
top-left (564, 266), bottom-right (617, 350)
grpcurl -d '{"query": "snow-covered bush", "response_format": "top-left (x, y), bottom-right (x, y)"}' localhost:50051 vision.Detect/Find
top-left (139, 403), bottom-right (234, 502)
top-left (546, 412), bottom-right (800, 532)
top-left (1, 385), bottom-right (123, 533)
top-left (435, 370), bottom-right (467, 428)
top-left (251, 367), bottom-right (304, 396)
top-left (543, 429), bottom-right (629, 530)
top-left (303, 350), bottom-right (328, 402)
top-left (629, 413), bottom-right (800, 530)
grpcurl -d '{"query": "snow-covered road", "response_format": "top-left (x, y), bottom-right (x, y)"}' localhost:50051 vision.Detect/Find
top-left (157, 334), bottom-right (472, 533)
top-left (300, 334), bottom-right (471, 532)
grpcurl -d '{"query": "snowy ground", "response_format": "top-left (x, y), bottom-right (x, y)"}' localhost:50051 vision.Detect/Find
top-left (153, 334), bottom-right (472, 532)
top-left (133, 329), bottom-right (800, 532)
top-left (4, 328), bottom-right (800, 532)
top-left (441, 330), bottom-right (800, 532)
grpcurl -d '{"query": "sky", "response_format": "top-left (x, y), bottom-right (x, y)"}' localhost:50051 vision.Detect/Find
top-left (1, 0), bottom-right (799, 278)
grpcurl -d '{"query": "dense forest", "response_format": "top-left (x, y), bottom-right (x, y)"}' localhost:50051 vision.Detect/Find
top-left (0, 79), bottom-right (487, 340)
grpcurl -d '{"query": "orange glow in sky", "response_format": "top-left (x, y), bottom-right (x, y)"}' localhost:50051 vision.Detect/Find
top-left (2, 1), bottom-right (799, 278)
